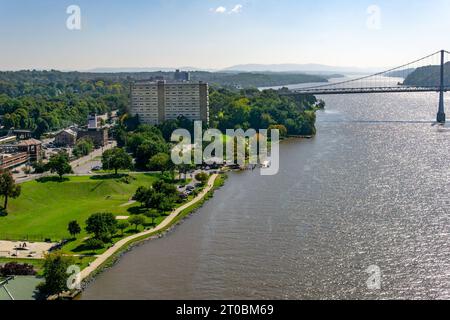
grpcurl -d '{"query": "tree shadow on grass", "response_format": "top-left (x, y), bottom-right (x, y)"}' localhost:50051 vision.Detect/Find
top-left (36, 176), bottom-right (69, 183)
top-left (127, 206), bottom-right (147, 215)
top-left (89, 174), bottom-right (129, 181)
top-left (71, 243), bottom-right (103, 255)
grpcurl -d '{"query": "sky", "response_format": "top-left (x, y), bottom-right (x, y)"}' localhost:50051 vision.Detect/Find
top-left (1, 0), bottom-right (450, 71)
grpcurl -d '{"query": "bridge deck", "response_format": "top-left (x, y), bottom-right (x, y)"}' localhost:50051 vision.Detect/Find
top-left (283, 86), bottom-right (449, 95)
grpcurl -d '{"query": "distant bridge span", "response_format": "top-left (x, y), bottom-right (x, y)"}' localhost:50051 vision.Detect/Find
top-left (290, 86), bottom-right (449, 95)
top-left (282, 50), bottom-right (450, 123)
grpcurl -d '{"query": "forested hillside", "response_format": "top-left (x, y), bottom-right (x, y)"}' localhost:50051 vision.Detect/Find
top-left (0, 70), bottom-right (321, 138)
top-left (403, 63), bottom-right (450, 87)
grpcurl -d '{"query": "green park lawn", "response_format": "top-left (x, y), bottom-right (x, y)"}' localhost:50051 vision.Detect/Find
top-left (0, 174), bottom-right (160, 243)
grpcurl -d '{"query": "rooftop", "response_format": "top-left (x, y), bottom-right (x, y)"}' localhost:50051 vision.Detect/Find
top-left (59, 129), bottom-right (77, 137)
top-left (18, 139), bottom-right (42, 147)
top-left (133, 80), bottom-right (205, 85)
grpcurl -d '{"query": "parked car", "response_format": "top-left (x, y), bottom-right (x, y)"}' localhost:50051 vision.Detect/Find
top-left (92, 166), bottom-right (102, 171)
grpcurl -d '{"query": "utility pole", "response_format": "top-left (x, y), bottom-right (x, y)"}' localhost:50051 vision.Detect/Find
top-left (437, 50), bottom-right (446, 123)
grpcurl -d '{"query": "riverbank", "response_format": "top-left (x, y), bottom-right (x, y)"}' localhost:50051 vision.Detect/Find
top-left (77, 173), bottom-right (225, 295)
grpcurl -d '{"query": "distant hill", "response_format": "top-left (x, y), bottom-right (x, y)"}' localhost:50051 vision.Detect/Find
top-left (0, 70), bottom-right (334, 90)
top-left (403, 63), bottom-right (450, 87)
top-left (385, 68), bottom-right (416, 78)
top-left (87, 63), bottom-right (382, 75)
top-left (189, 71), bottom-right (331, 88)
top-left (222, 63), bottom-right (382, 75)
top-left (87, 67), bottom-right (214, 73)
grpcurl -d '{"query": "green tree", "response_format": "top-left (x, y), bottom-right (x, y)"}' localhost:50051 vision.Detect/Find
top-left (47, 152), bottom-right (73, 181)
top-left (145, 210), bottom-right (159, 227)
top-left (129, 215), bottom-right (146, 231)
top-left (195, 172), bottom-right (210, 186)
top-left (0, 171), bottom-right (22, 210)
top-left (133, 186), bottom-right (151, 208)
top-left (117, 220), bottom-right (130, 235)
top-left (38, 252), bottom-right (74, 296)
top-left (67, 221), bottom-right (81, 239)
top-left (85, 212), bottom-right (118, 241)
top-left (147, 191), bottom-right (175, 214)
top-left (135, 140), bottom-right (168, 170)
top-left (102, 147), bottom-right (133, 175)
top-left (148, 153), bottom-right (171, 173)
top-left (73, 138), bottom-right (94, 158)
top-left (268, 124), bottom-right (288, 138)
top-left (32, 160), bottom-right (48, 174)
top-left (153, 180), bottom-right (178, 196)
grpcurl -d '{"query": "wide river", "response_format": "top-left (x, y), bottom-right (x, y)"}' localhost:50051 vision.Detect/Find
top-left (82, 79), bottom-right (450, 300)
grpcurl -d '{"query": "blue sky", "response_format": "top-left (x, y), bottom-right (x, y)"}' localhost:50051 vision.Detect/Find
top-left (1, 0), bottom-right (450, 70)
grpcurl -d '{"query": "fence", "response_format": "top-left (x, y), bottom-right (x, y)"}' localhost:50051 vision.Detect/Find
top-left (0, 234), bottom-right (56, 243)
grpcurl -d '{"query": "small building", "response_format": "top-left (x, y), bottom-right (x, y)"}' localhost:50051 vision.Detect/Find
top-left (174, 69), bottom-right (190, 82)
top-left (0, 136), bottom-right (17, 145)
top-left (77, 128), bottom-right (109, 148)
top-left (88, 114), bottom-right (98, 130)
top-left (18, 139), bottom-right (43, 162)
top-left (0, 153), bottom-right (29, 171)
top-left (13, 130), bottom-right (33, 140)
top-left (54, 129), bottom-right (77, 147)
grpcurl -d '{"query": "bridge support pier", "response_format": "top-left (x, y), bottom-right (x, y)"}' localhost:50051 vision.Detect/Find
top-left (437, 50), bottom-right (446, 123)
top-left (437, 93), bottom-right (446, 123)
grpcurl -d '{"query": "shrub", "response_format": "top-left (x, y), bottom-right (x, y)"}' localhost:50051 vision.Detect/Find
top-left (0, 262), bottom-right (37, 276)
top-left (32, 161), bottom-right (47, 174)
top-left (195, 172), bottom-right (209, 185)
top-left (84, 238), bottom-right (105, 250)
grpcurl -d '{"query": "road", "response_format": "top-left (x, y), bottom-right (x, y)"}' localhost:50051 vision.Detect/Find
top-left (72, 141), bottom-right (117, 174)
top-left (14, 141), bottom-right (117, 183)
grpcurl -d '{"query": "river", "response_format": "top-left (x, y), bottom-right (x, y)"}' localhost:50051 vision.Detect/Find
top-left (82, 78), bottom-right (450, 300)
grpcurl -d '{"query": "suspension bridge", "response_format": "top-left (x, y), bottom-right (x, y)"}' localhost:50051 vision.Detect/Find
top-left (284, 50), bottom-right (450, 123)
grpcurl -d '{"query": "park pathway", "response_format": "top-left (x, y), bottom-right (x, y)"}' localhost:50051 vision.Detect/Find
top-left (80, 174), bottom-right (219, 281)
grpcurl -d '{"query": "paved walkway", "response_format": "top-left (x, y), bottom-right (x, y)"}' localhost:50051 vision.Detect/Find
top-left (80, 174), bottom-right (219, 281)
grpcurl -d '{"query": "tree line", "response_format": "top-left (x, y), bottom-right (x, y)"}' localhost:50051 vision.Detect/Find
top-left (0, 70), bottom-right (321, 139)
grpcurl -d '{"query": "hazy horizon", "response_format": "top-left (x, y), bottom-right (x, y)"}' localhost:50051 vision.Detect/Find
top-left (1, 0), bottom-right (450, 71)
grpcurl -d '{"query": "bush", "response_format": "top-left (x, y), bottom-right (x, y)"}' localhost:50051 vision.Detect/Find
top-left (0, 262), bottom-right (37, 276)
top-left (118, 175), bottom-right (136, 184)
top-left (195, 172), bottom-right (209, 185)
top-left (84, 238), bottom-right (105, 250)
top-left (32, 161), bottom-right (48, 174)
top-left (73, 138), bottom-right (94, 158)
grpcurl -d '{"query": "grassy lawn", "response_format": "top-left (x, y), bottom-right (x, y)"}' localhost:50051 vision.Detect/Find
top-left (0, 172), bottom-right (220, 267)
top-left (0, 173), bottom-right (160, 242)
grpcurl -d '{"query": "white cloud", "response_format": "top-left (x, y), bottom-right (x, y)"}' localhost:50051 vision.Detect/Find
top-left (211, 4), bottom-right (243, 15)
top-left (214, 6), bottom-right (227, 14)
top-left (230, 4), bottom-right (243, 14)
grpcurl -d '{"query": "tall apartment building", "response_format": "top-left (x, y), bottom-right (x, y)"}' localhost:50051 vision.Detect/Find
top-left (130, 80), bottom-right (209, 125)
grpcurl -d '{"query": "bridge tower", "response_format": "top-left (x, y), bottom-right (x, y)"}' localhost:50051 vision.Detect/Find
top-left (437, 50), bottom-right (446, 123)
